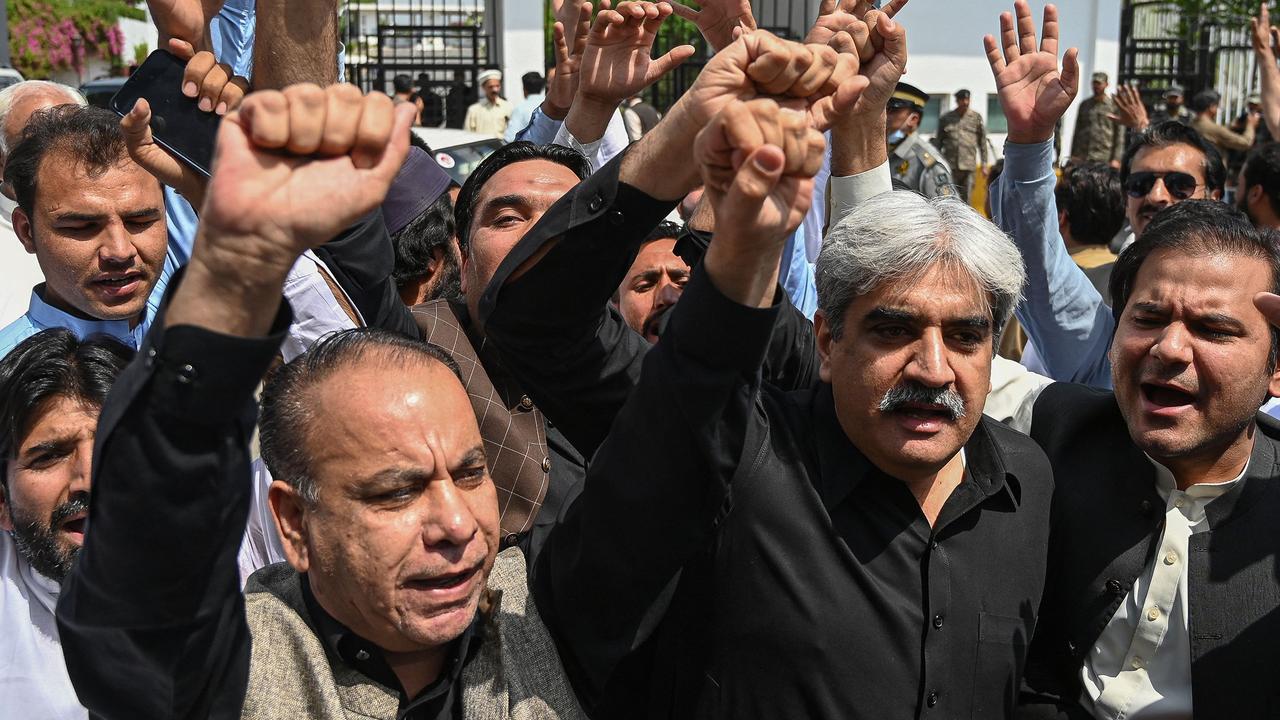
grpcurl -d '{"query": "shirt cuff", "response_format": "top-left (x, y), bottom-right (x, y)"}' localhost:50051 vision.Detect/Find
top-left (1000, 139), bottom-right (1057, 183)
top-left (668, 261), bottom-right (781, 377)
top-left (553, 124), bottom-right (605, 167)
top-left (828, 162), bottom-right (892, 228)
top-left (142, 275), bottom-right (292, 426)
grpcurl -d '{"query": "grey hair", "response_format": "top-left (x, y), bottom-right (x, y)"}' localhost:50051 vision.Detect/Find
top-left (0, 81), bottom-right (87, 156)
top-left (816, 190), bottom-right (1026, 349)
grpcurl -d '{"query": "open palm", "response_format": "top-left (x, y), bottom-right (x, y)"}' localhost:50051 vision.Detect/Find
top-left (985, 1), bottom-right (1078, 144)
top-left (579, 2), bottom-right (692, 104)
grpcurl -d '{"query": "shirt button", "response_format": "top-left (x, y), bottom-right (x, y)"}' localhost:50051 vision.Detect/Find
top-left (519, 395), bottom-right (534, 410)
top-left (355, 649), bottom-right (370, 661)
top-left (587, 195), bottom-right (605, 213)
top-left (608, 209), bottom-right (625, 225)
top-left (926, 691), bottom-right (939, 707)
top-left (1131, 656), bottom-right (1144, 670)
top-left (1147, 607), bottom-right (1160, 622)
top-left (541, 457), bottom-right (551, 473)
top-left (932, 614), bottom-right (944, 629)
top-left (1106, 579), bottom-right (1123, 594)
top-left (1175, 498), bottom-right (1185, 509)
top-left (930, 540), bottom-right (939, 550)
top-left (175, 363), bottom-right (197, 384)
top-left (1164, 551), bottom-right (1177, 565)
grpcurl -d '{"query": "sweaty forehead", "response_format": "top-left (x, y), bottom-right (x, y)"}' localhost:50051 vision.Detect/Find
top-left (1131, 143), bottom-right (1206, 180)
top-left (1130, 247), bottom-right (1274, 309)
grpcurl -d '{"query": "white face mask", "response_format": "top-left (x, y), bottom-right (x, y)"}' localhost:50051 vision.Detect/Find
top-left (887, 128), bottom-right (907, 145)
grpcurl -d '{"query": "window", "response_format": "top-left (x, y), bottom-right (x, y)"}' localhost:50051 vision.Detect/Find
top-left (987, 95), bottom-right (1008, 133)
top-left (919, 94), bottom-right (946, 134)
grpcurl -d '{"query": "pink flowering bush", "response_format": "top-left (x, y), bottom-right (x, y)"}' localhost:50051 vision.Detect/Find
top-left (8, 0), bottom-right (143, 78)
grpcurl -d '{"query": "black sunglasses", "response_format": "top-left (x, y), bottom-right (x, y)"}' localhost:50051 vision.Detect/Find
top-left (1123, 171), bottom-right (1201, 200)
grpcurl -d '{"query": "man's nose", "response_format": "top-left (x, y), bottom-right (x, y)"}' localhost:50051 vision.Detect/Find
top-left (902, 329), bottom-right (956, 388)
top-left (422, 480), bottom-right (480, 549)
top-left (653, 279), bottom-right (683, 313)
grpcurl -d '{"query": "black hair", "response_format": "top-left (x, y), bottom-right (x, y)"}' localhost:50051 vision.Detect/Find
top-left (1055, 163), bottom-right (1125, 246)
top-left (0, 329), bottom-right (132, 483)
top-left (5, 105), bottom-right (133, 215)
top-left (1188, 89), bottom-right (1220, 114)
top-left (1120, 120), bottom-right (1225, 196)
top-left (521, 71), bottom-right (546, 96)
top-left (1109, 200), bottom-right (1280, 368)
top-left (393, 74), bottom-right (414, 94)
top-left (642, 220), bottom-right (682, 246)
top-left (1242, 143), bottom-right (1280, 219)
top-left (259, 328), bottom-right (463, 504)
top-left (453, 141), bottom-right (591, 250)
top-left (392, 192), bottom-right (459, 298)
top-left (408, 130), bottom-right (434, 156)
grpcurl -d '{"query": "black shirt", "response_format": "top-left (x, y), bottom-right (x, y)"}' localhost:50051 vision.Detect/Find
top-left (532, 262), bottom-right (1057, 719)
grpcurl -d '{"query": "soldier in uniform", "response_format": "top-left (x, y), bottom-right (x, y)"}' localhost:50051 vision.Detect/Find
top-left (1149, 84), bottom-right (1193, 126)
top-left (887, 81), bottom-right (955, 198)
top-left (1070, 71), bottom-right (1124, 167)
top-left (935, 88), bottom-right (988, 202)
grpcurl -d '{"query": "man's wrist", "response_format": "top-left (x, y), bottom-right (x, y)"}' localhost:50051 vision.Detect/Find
top-left (564, 93), bottom-right (619, 143)
top-left (1006, 128), bottom-right (1055, 145)
top-left (542, 97), bottom-right (570, 121)
top-left (619, 105), bottom-right (701, 201)
top-left (831, 112), bottom-right (889, 176)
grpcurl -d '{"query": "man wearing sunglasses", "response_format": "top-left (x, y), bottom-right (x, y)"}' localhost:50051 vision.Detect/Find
top-left (992, 73), bottom-right (1224, 389)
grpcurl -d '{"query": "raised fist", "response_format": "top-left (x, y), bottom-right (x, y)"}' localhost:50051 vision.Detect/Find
top-left (200, 83), bottom-right (415, 269)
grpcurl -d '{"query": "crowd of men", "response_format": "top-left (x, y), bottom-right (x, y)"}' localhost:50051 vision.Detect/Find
top-left (3, 0), bottom-right (1280, 719)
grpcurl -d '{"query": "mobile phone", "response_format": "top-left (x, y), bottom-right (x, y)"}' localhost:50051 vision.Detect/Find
top-left (110, 49), bottom-right (220, 178)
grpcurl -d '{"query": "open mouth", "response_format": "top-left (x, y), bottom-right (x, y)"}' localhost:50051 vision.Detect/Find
top-left (59, 513), bottom-right (88, 542)
top-left (1141, 382), bottom-right (1197, 408)
top-left (404, 565), bottom-right (479, 592)
top-left (92, 272), bottom-right (144, 297)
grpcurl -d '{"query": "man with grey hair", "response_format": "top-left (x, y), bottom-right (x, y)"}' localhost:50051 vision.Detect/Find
top-left (0, 81), bottom-right (86, 326)
top-left (531, 98), bottom-right (1057, 716)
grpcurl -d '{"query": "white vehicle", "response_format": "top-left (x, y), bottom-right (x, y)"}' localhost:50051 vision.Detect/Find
top-left (0, 68), bottom-right (25, 91)
top-left (411, 126), bottom-right (503, 186)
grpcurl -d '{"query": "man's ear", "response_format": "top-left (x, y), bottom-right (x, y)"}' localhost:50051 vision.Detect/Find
top-left (1249, 184), bottom-right (1265, 207)
top-left (13, 207), bottom-right (35, 254)
top-left (268, 480), bottom-right (310, 574)
top-left (0, 474), bottom-right (13, 533)
top-left (815, 310), bottom-right (834, 384)
top-left (1209, 186), bottom-right (1223, 202)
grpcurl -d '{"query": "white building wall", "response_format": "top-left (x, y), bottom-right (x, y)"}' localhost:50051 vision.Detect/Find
top-left (498, 1), bottom-right (546, 102)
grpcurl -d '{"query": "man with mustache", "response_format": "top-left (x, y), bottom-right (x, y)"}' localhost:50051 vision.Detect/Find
top-left (0, 329), bottom-right (131, 719)
top-left (989, 0), bottom-right (1224, 388)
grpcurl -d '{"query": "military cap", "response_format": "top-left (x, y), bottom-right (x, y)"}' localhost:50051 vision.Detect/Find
top-left (954, 88), bottom-right (971, 100)
top-left (888, 82), bottom-right (929, 112)
top-left (1091, 71), bottom-right (1108, 83)
top-left (1163, 84), bottom-right (1184, 98)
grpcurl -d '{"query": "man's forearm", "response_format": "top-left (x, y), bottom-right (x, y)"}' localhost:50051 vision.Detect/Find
top-left (564, 95), bottom-right (617, 145)
top-left (830, 112), bottom-right (889, 177)
top-left (618, 109), bottom-right (701, 201)
top-left (253, 0), bottom-right (339, 88)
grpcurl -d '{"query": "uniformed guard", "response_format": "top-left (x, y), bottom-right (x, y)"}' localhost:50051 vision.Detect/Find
top-left (934, 88), bottom-right (988, 202)
top-left (887, 81), bottom-right (955, 198)
top-left (1070, 71), bottom-right (1123, 167)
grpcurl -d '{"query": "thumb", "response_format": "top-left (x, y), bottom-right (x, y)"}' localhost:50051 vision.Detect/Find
top-left (721, 144), bottom-right (784, 218)
top-left (1255, 291), bottom-right (1280, 329)
top-left (647, 44), bottom-right (696, 85)
top-left (1061, 47), bottom-right (1081, 96)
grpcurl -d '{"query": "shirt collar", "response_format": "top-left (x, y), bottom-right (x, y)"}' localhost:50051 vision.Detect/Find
top-left (299, 572), bottom-right (480, 709)
top-left (810, 384), bottom-right (1021, 516)
top-left (25, 285), bottom-right (138, 346)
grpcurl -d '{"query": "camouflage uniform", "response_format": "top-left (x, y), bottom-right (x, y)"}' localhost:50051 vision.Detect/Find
top-left (891, 131), bottom-right (955, 198)
top-left (1070, 95), bottom-right (1124, 165)
top-left (935, 108), bottom-right (987, 202)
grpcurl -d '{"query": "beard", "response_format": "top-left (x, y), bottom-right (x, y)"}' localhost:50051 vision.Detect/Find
top-left (9, 493), bottom-right (88, 584)
top-left (425, 251), bottom-right (464, 302)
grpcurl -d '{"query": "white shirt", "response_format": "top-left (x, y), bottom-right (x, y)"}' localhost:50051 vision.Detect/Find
top-left (0, 533), bottom-right (86, 719)
top-left (1079, 458), bottom-right (1245, 720)
top-left (0, 196), bottom-right (48, 328)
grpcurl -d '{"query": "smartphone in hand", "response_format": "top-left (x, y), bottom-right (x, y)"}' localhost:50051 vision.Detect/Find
top-left (110, 49), bottom-right (220, 178)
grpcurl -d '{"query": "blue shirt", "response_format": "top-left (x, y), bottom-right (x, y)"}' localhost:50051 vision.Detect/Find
top-left (505, 93), bottom-right (545, 143)
top-left (990, 139), bottom-right (1114, 388)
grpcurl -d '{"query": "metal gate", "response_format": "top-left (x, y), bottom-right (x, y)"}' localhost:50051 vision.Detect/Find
top-left (1119, 0), bottom-right (1260, 125)
top-left (341, 0), bottom-right (500, 127)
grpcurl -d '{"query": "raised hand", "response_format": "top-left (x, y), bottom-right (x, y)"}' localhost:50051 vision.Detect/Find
top-left (1252, 2), bottom-right (1280, 60)
top-left (805, 0), bottom-right (908, 47)
top-left (826, 11), bottom-right (906, 123)
top-left (544, 2), bottom-right (593, 119)
top-left (697, 98), bottom-right (825, 306)
top-left (147, 0), bottom-right (225, 51)
top-left (121, 42), bottom-right (249, 209)
top-left (669, 0), bottom-right (757, 52)
top-left (984, 0), bottom-right (1078, 144)
top-left (1108, 83), bottom-right (1149, 131)
top-left (200, 84), bottom-right (415, 266)
top-left (577, 2), bottom-right (695, 107)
